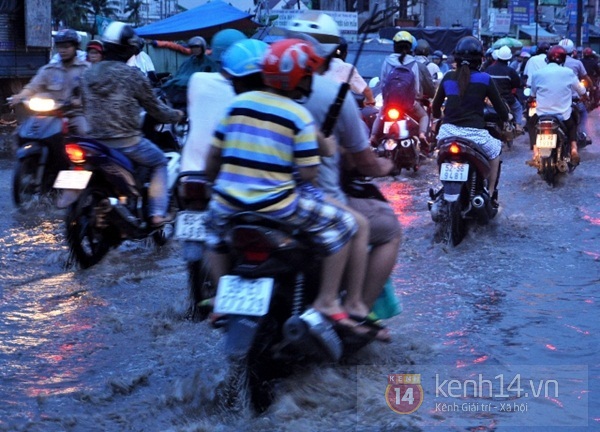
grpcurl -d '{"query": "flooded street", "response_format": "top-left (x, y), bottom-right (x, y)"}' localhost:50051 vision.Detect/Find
top-left (0, 117), bottom-right (598, 431)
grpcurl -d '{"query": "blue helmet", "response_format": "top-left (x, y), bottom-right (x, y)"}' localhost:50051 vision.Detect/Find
top-left (222, 39), bottom-right (269, 77)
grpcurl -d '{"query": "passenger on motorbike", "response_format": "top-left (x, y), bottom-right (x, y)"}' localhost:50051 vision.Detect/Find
top-left (86, 40), bottom-right (104, 64)
top-left (287, 12), bottom-right (400, 326)
top-left (180, 29), bottom-right (247, 173)
top-left (81, 21), bottom-right (184, 227)
top-left (370, 30), bottom-right (436, 145)
top-left (204, 39), bottom-right (383, 339)
top-left (414, 39), bottom-right (442, 87)
top-left (559, 38), bottom-right (594, 146)
top-left (485, 45), bottom-right (524, 130)
top-left (127, 37), bottom-right (159, 85)
top-left (432, 36), bottom-right (509, 206)
top-left (528, 45), bottom-right (586, 166)
top-left (581, 47), bottom-right (600, 108)
top-left (524, 42), bottom-right (551, 86)
top-left (11, 29), bottom-right (90, 136)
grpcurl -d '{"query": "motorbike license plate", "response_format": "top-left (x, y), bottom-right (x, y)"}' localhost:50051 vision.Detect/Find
top-left (439, 162), bottom-right (469, 182)
top-left (536, 134), bottom-right (557, 149)
top-left (53, 170), bottom-right (92, 190)
top-left (174, 211), bottom-right (209, 241)
top-left (214, 275), bottom-right (274, 316)
top-left (383, 121), bottom-right (396, 134)
top-left (528, 106), bottom-right (536, 117)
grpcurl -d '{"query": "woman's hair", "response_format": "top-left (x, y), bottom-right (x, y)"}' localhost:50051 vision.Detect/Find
top-left (453, 36), bottom-right (483, 98)
top-left (456, 61), bottom-right (473, 99)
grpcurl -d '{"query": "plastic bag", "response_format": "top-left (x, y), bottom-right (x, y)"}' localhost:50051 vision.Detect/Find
top-left (370, 278), bottom-right (402, 320)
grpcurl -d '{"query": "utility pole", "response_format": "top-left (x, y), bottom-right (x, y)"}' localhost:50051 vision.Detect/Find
top-left (576, 0), bottom-right (583, 47)
top-left (534, 0), bottom-right (538, 46)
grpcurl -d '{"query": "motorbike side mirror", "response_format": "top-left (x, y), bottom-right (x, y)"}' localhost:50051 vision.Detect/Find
top-left (523, 88), bottom-right (531, 97)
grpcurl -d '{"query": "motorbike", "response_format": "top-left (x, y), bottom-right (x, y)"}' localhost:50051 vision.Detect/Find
top-left (427, 137), bottom-right (499, 246)
top-left (177, 177), bottom-right (389, 412)
top-left (529, 114), bottom-right (578, 187)
top-left (10, 94), bottom-right (71, 209)
top-left (484, 103), bottom-right (520, 150)
top-left (53, 115), bottom-right (181, 269)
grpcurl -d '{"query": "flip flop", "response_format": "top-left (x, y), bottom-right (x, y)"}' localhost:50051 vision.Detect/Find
top-left (323, 312), bottom-right (391, 344)
top-left (348, 314), bottom-right (392, 344)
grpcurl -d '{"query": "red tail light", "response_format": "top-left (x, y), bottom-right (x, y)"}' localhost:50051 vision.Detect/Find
top-left (449, 143), bottom-right (461, 154)
top-left (232, 228), bottom-right (274, 263)
top-left (65, 143), bottom-right (86, 164)
top-left (387, 108), bottom-right (401, 121)
top-left (531, 100), bottom-right (537, 108)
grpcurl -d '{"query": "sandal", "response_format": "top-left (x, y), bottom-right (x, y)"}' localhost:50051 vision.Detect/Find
top-left (348, 314), bottom-right (392, 343)
top-left (323, 311), bottom-right (392, 344)
top-left (570, 151), bottom-right (580, 166)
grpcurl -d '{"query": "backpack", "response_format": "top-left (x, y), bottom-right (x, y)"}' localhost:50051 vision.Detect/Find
top-left (382, 61), bottom-right (417, 111)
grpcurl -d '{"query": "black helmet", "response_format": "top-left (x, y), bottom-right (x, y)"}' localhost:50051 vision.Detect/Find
top-left (335, 37), bottom-right (348, 59)
top-left (537, 42), bottom-right (550, 55)
top-left (546, 45), bottom-right (567, 65)
top-left (415, 39), bottom-right (431, 56)
top-left (101, 21), bottom-right (138, 62)
top-left (454, 36), bottom-right (483, 67)
top-left (54, 29), bottom-right (81, 47)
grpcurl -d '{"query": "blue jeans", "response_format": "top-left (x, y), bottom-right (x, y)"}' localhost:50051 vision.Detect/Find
top-left (118, 138), bottom-right (168, 217)
top-left (510, 99), bottom-right (524, 127)
top-left (575, 100), bottom-right (587, 135)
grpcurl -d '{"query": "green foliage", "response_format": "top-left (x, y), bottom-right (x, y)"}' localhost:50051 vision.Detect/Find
top-left (51, 0), bottom-right (121, 32)
top-left (124, 0), bottom-right (145, 26)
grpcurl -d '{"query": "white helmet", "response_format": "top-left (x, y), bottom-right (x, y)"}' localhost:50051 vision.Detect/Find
top-left (496, 45), bottom-right (512, 61)
top-left (558, 38), bottom-right (575, 54)
top-left (287, 12), bottom-right (341, 56)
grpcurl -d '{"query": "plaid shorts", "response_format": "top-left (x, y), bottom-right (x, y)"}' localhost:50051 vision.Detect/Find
top-left (437, 123), bottom-right (502, 159)
top-left (206, 193), bottom-right (357, 257)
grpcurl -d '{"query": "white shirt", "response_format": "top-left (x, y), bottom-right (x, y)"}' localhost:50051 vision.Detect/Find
top-left (524, 53), bottom-right (548, 86)
top-left (530, 62), bottom-right (585, 120)
top-left (324, 57), bottom-right (368, 94)
top-left (127, 51), bottom-right (156, 74)
top-left (181, 72), bottom-right (235, 172)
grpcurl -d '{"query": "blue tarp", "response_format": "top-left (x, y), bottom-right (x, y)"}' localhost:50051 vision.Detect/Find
top-left (135, 0), bottom-right (257, 41)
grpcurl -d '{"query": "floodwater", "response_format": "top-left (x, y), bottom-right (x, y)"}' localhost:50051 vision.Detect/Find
top-left (0, 124), bottom-right (598, 431)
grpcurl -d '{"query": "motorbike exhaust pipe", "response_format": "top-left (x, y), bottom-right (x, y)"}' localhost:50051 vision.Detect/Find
top-left (557, 160), bottom-right (569, 173)
top-left (108, 197), bottom-right (140, 227)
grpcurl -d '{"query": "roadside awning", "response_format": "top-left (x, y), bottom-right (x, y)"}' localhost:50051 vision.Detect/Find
top-left (517, 24), bottom-right (559, 44)
top-left (135, 0), bottom-right (258, 41)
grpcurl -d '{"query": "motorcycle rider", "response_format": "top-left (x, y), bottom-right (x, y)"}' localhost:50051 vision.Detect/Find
top-left (432, 36), bottom-right (509, 206)
top-left (485, 45), bottom-right (524, 131)
top-left (414, 39), bottom-right (442, 86)
top-left (558, 38), bottom-right (593, 146)
top-left (287, 12), bottom-right (401, 324)
top-left (370, 30), bottom-right (435, 146)
top-left (205, 38), bottom-right (387, 340)
top-left (581, 47), bottom-right (600, 108)
top-left (161, 36), bottom-right (217, 109)
top-left (11, 29), bottom-right (90, 136)
top-left (323, 37), bottom-right (376, 106)
top-left (127, 37), bottom-right (159, 85)
top-left (528, 45), bottom-right (586, 166)
top-left (81, 21), bottom-right (184, 227)
top-left (524, 42), bottom-right (551, 86)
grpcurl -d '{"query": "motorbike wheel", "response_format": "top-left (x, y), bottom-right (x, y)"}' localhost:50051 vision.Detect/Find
top-left (187, 258), bottom-right (214, 321)
top-left (66, 188), bottom-right (116, 269)
top-left (12, 157), bottom-right (39, 209)
top-left (540, 156), bottom-right (555, 187)
top-left (446, 200), bottom-right (466, 246)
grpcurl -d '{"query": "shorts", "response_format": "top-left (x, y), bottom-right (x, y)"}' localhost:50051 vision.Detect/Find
top-left (206, 195), bottom-right (357, 257)
top-left (346, 196), bottom-right (402, 246)
top-left (437, 123), bottom-right (502, 159)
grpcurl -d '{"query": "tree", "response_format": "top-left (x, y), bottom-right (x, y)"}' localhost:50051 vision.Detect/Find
top-left (125, 0), bottom-right (145, 26)
top-left (51, 0), bottom-right (90, 30)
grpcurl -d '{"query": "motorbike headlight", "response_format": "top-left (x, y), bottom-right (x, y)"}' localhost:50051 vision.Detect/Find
top-left (28, 97), bottom-right (56, 112)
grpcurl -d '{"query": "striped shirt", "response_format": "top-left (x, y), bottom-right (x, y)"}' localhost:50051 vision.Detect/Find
top-left (211, 91), bottom-right (320, 218)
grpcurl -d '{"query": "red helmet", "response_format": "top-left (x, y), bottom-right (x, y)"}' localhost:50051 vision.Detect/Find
top-left (546, 45), bottom-right (567, 65)
top-left (261, 39), bottom-right (324, 91)
top-left (583, 47), bottom-right (594, 57)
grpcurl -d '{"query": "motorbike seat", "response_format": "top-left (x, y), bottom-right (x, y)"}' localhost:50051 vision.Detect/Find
top-left (74, 137), bottom-right (135, 172)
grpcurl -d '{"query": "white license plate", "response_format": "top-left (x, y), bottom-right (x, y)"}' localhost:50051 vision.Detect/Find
top-left (383, 121), bottom-right (396, 134)
top-left (214, 275), bottom-right (274, 316)
top-left (175, 211), bottom-right (209, 241)
top-left (440, 162), bottom-right (469, 181)
top-left (536, 134), bottom-right (557, 149)
top-left (528, 107), bottom-right (536, 117)
top-left (53, 170), bottom-right (92, 190)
